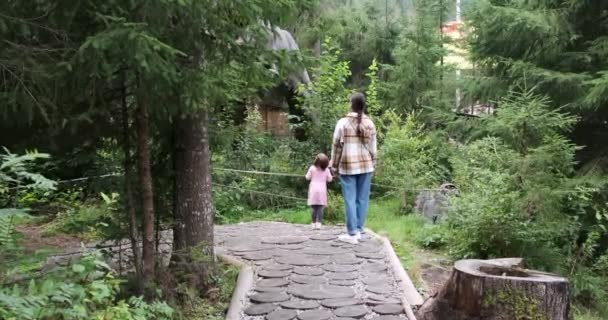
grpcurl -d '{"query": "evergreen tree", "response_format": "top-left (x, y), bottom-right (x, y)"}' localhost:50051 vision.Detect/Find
top-left (381, 0), bottom-right (452, 114)
top-left (466, 0), bottom-right (608, 172)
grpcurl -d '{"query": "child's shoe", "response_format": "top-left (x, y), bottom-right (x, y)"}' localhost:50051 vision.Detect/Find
top-left (338, 233), bottom-right (358, 244)
top-left (315, 222), bottom-right (322, 230)
top-left (355, 232), bottom-right (362, 241)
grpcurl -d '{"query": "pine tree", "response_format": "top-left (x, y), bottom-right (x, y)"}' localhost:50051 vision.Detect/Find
top-left (466, 0), bottom-right (608, 172)
top-left (381, 0), bottom-right (451, 113)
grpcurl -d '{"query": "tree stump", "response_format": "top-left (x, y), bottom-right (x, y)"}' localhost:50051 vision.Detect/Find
top-left (416, 258), bottom-right (570, 320)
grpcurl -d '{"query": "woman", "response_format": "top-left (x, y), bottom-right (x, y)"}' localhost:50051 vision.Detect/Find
top-left (330, 92), bottom-right (377, 244)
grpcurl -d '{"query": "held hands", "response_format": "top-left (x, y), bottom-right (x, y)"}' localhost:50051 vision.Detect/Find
top-left (329, 159), bottom-right (338, 177)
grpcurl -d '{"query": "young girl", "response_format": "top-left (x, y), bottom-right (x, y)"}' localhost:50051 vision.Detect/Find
top-left (305, 153), bottom-right (333, 229)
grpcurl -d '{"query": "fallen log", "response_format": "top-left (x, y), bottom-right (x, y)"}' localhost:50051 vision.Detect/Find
top-left (416, 258), bottom-right (570, 320)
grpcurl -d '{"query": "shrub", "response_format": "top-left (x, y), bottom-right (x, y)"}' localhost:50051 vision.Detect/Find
top-left (324, 191), bottom-right (345, 223)
top-left (0, 251), bottom-right (174, 320)
top-left (44, 192), bottom-right (122, 240)
top-left (374, 111), bottom-right (450, 213)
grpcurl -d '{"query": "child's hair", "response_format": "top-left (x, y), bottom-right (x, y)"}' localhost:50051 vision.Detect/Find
top-left (314, 153), bottom-right (330, 170)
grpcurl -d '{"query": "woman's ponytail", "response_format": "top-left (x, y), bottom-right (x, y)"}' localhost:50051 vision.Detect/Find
top-left (349, 92), bottom-right (366, 138)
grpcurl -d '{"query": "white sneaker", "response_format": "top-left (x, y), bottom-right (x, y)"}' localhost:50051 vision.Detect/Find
top-left (338, 234), bottom-right (359, 244)
top-left (315, 222), bottom-right (322, 230)
top-left (311, 223), bottom-right (316, 229)
top-left (355, 232), bottom-right (361, 240)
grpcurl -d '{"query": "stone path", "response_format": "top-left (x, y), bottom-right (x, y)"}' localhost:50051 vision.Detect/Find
top-left (216, 222), bottom-right (411, 320)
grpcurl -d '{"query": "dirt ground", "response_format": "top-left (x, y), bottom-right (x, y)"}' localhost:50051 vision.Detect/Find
top-left (15, 224), bottom-right (84, 254)
top-left (413, 249), bottom-right (453, 297)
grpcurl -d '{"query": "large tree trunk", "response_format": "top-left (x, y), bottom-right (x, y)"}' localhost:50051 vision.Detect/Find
top-left (172, 120), bottom-right (186, 253)
top-left (120, 78), bottom-right (143, 293)
top-left (174, 109), bottom-right (214, 254)
top-left (135, 85), bottom-right (156, 285)
top-left (416, 258), bottom-right (570, 320)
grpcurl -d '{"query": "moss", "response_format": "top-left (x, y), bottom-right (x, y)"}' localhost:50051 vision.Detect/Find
top-left (482, 287), bottom-right (546, 320)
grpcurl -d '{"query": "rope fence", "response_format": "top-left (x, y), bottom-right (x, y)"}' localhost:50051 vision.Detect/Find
top-left (5, 167), bottom-right (596, 201)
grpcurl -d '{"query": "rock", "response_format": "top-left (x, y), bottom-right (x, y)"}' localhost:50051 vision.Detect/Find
top-left (353, 245), bottom-right (379, 253)
top-left (278, 244), bottom-right (306, 250)
top-left (327, 272), bottom-right (358, 280)
top-left (277, 255), bottom-right (330, 266)
top-left (310, 234), bottom-right (338, 241)
top-left (264, 264), bottom-right (294, 271)
top-left (366, 285), bottom-right (394, 295)
top-left (361, 263), bottom-right (388, 272)
top-left (355, 252), bottom-right (385, 260)
top-left (289, 284), bottom-right (356, 300)
top-left (322, 264), bottom-right (358, 273)
top-left (258, 278), bottom-right (289, 287)
top-left (334, 305), bottom-right (369, 318)
top-left (334, 256), bottom-right (364, 265)
top-left (255, 286), bottom-right (287, 292)
top-left (243, 251), bottom-right (274, 261)
top-left (293, 267), bottom-right (325, 276)
top-left (330, 279), bottom-right (357, 286)
top-left (302, 247), bottom-right (346, 255)
top-left (372, 304), bottom-right (404, 315)
top-left (259, 269), bottom-right (291, 278)
top-left (280, 299), bottom-right (320, 310)
top-left (361, 276), bottom-right (390, 285)
top-left (244, 303), bottom-right (278, 316)
top-left (297, 309), bottom-right (333, 320)
top-left (290, 274), bottom-right (327, 284)
top-left (321, 298), bottom-right (364, 308)
top-left (250, 292), bottom-right (290, 303)
top-left (266, 308), bottom-right (298, 320)
top-left (262, 236), bottom-right (309, 244)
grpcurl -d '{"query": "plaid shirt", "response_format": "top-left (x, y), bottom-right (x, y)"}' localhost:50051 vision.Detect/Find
top-left (330, 113), bottom-right (377, 175)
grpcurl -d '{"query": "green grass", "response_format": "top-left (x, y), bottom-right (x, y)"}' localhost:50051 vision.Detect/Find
top-left (573, 308), bottom-right (606, 320)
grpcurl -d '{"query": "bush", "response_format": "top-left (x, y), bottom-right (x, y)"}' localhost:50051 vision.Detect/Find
top-left (324, 191), bottom-right (345, 223)
top-left (441, 90), bottom-right (608, 311)
top-left (374, 111), bottom-right (450, 213)
top-left (44, 192), bottom-right (122, 240)
top-left (0, 251), bottom-right (174, 320)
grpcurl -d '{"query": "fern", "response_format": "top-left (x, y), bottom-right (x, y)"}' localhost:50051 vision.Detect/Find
top-left (0, 148), bottom-right (56, 192)
top-left (0, 208), bottom-right (29, 249)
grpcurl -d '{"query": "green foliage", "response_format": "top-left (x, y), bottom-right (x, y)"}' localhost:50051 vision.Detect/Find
top-left (375, 112), bottom-right (450, 212)
top-left (0, 148), bottom-right (55, 196)
top-left (0, 251), bottom-right (173, 320)
top-left (0, 208), bottom-right (28, 251)
top-left (441, 90), bottom-right (608, 310)
top-left (324, 191), bottom-right (345, 223)
top-left (298, 37), bottom-right (352, 154)
top-left (466, 0), bottom-right (608, 172)
top-left (294, 0), bottom-right (402, 85)
top-left (381, 0), bottom-right (448, 114)
top-left (176, 262), bottom-right (239, 320)
top-left (43, 192), bottom-right (121, 240)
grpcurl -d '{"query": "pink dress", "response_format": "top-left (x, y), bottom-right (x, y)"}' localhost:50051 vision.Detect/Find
top-left (306, 166), bottom-right (333, 206)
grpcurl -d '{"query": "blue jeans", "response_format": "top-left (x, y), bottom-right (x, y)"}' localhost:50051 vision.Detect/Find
top-left (340, 172), bottom-right (372, 236)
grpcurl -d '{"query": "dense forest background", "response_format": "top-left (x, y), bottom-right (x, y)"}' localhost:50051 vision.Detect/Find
top-left (1, 0), bottom-right (607, 319)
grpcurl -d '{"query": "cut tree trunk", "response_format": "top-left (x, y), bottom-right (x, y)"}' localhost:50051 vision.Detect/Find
top-left (416, 258), bottom-right (570, 320)
top-left (135, 86), bottom-right (156, 284)
top-left (120, 79), bottom-right (143, 293)
top-left (174, 109), bottom-right (214, 254)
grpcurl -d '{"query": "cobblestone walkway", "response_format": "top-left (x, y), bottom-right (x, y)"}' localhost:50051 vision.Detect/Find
top-left (216, 222), bottom-right (411, 320)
